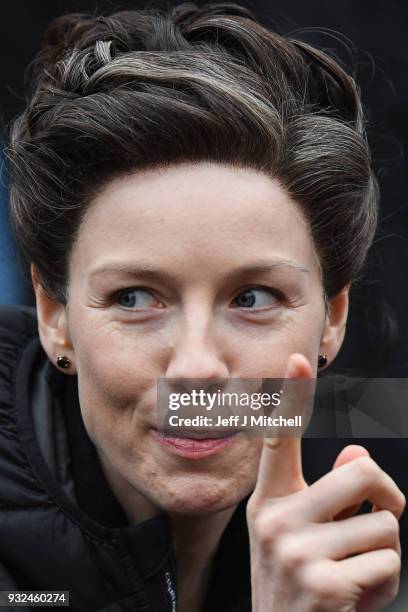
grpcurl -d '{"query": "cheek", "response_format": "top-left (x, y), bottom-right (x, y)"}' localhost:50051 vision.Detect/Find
top-left (70, 307), bottom-right (168, 391)
top-left (233, 438), bottom-right (264, 488)
top-left (69, 321), bottom-right (164, 446)
top-left (234, 314), bottom-right (324, 378)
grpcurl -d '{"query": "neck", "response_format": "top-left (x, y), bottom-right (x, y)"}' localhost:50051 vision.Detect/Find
top-left (170, 506), bottom-right (238, 612)
top-left (99, 453), bottom-right (237, 611)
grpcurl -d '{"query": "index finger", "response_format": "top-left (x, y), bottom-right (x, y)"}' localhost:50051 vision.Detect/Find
top-left (253, 353), bottom-right (315, 500)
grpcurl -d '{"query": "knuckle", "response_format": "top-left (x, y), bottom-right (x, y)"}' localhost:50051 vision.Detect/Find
top-left (386, 575), bottom-right (401, 602)
top-left (374, 549), bottom-right (401, 589)
top-left (353, 455), bottom-right (379, 481)
top-left (379, 510), bottom-right (400, 538)
top-left (383, 570), bottom-right (401, 602)
top-left (394, 492), bottom-right (406, 518)
top-left (299, 563), bottom-right (338, 601)
top-left (276, 535), bottom-right (307, 571)
top-left (384, 549), bottom-right (402, 575)
top-left (397, 491), bottom-right (406, 516)
top-left (252, 509), bottom-right (290, 549)
top-left (387, 583), bottom-right (400, 603)
top-left (268, 511), bottom-right (291, 536)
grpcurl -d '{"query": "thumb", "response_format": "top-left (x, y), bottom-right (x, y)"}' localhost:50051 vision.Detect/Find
top-left (332, 444), bottom-right (370, 470)
top-left (331, 444), bottom-right (371, 520)
top-left (253, 353), bottom-right (315, 500)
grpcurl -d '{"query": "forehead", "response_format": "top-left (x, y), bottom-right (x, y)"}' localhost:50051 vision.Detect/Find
top-left (71, 162), bottom-right (319, 276)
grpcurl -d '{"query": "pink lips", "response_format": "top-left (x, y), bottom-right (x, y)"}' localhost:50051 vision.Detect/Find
top-left (150, 428), bottom-right (238, 458)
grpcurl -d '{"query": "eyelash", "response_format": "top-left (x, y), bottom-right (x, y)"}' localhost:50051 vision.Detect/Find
top-left (108, 284), bottom-right (287, 311)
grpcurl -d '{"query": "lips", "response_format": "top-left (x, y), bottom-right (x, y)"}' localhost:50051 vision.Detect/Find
top-left (150, 427), bottom-right (240, 458)
top-left (157, 428), bottom-right (240, 439)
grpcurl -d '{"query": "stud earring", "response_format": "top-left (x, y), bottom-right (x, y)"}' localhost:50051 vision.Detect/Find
top-left (56, 355), bottom-right (71, 370)
top-left (318, 354), bottom-right (328, 369)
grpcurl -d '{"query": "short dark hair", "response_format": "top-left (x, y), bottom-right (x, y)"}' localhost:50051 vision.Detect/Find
top-left (6, 1), bottom-right (379, 304)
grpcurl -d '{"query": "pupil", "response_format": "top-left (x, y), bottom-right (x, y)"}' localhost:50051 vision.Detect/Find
top-left (122, 292), bottom-right (135, 306)
top-left (238, 290), bottom-right (255, 307)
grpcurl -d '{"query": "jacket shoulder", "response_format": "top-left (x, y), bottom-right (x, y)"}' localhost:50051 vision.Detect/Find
top-left (0, 304), bottom-right (38, 349)
top-left (0, 304), bottom-right (38, 405)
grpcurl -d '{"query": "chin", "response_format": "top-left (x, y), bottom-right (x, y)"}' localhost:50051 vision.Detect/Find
top-left (159, 477), bottom-right (245, 516)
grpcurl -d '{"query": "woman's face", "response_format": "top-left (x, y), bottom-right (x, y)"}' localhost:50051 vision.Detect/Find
top-left (36, 162), bottom-right (346, 517)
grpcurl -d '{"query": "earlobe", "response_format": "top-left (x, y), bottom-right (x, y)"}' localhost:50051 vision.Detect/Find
top-left (30, 263), bottom-right (76, 374)
top-left (319, 284), bottom-right (350, 368)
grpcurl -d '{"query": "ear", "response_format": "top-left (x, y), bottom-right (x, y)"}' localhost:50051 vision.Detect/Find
top-left (319, 284), bottom-right (350, 369)
top-left (30, 263), bottom-right (77, 375)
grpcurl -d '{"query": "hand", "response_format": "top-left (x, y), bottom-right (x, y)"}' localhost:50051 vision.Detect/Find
top-left (246, 353), bottom-right (406, 612)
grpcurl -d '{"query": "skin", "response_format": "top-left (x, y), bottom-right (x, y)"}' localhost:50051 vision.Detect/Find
top-left (248, 356), bottom-right (405, 612)
top-left (31, 162), bottom-right (404, 612)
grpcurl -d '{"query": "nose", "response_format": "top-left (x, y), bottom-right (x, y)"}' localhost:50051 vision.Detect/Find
top-left (164, 317), bottom-right (230, 393)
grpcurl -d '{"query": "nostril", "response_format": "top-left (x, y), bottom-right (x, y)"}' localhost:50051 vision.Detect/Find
top-left (207, 381), bottom-right (224, 395)
top-left (163, 377), bottom-right (228, 395)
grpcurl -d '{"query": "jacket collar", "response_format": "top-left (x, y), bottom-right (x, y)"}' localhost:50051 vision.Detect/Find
top-left (9, 305), bottom-right (251, 609)
top-left (16, 333), bottom-right (175, 578)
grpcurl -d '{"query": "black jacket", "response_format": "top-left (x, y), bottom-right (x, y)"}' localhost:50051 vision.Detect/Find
top-left (0, 304), bottom-right (251, 612)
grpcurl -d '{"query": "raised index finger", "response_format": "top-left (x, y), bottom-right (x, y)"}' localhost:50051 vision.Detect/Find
top-left (253, 353), bottom-right (315, 500)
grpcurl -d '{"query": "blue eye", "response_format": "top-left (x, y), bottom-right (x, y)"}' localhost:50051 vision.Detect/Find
top-left (116, 288), bottom-right (158, 309)
top-left (232, 287), bottom-right (280, 309)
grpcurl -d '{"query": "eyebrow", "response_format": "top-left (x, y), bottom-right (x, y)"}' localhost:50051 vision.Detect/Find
top-left (88, 260), bottom-right (310, 284)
